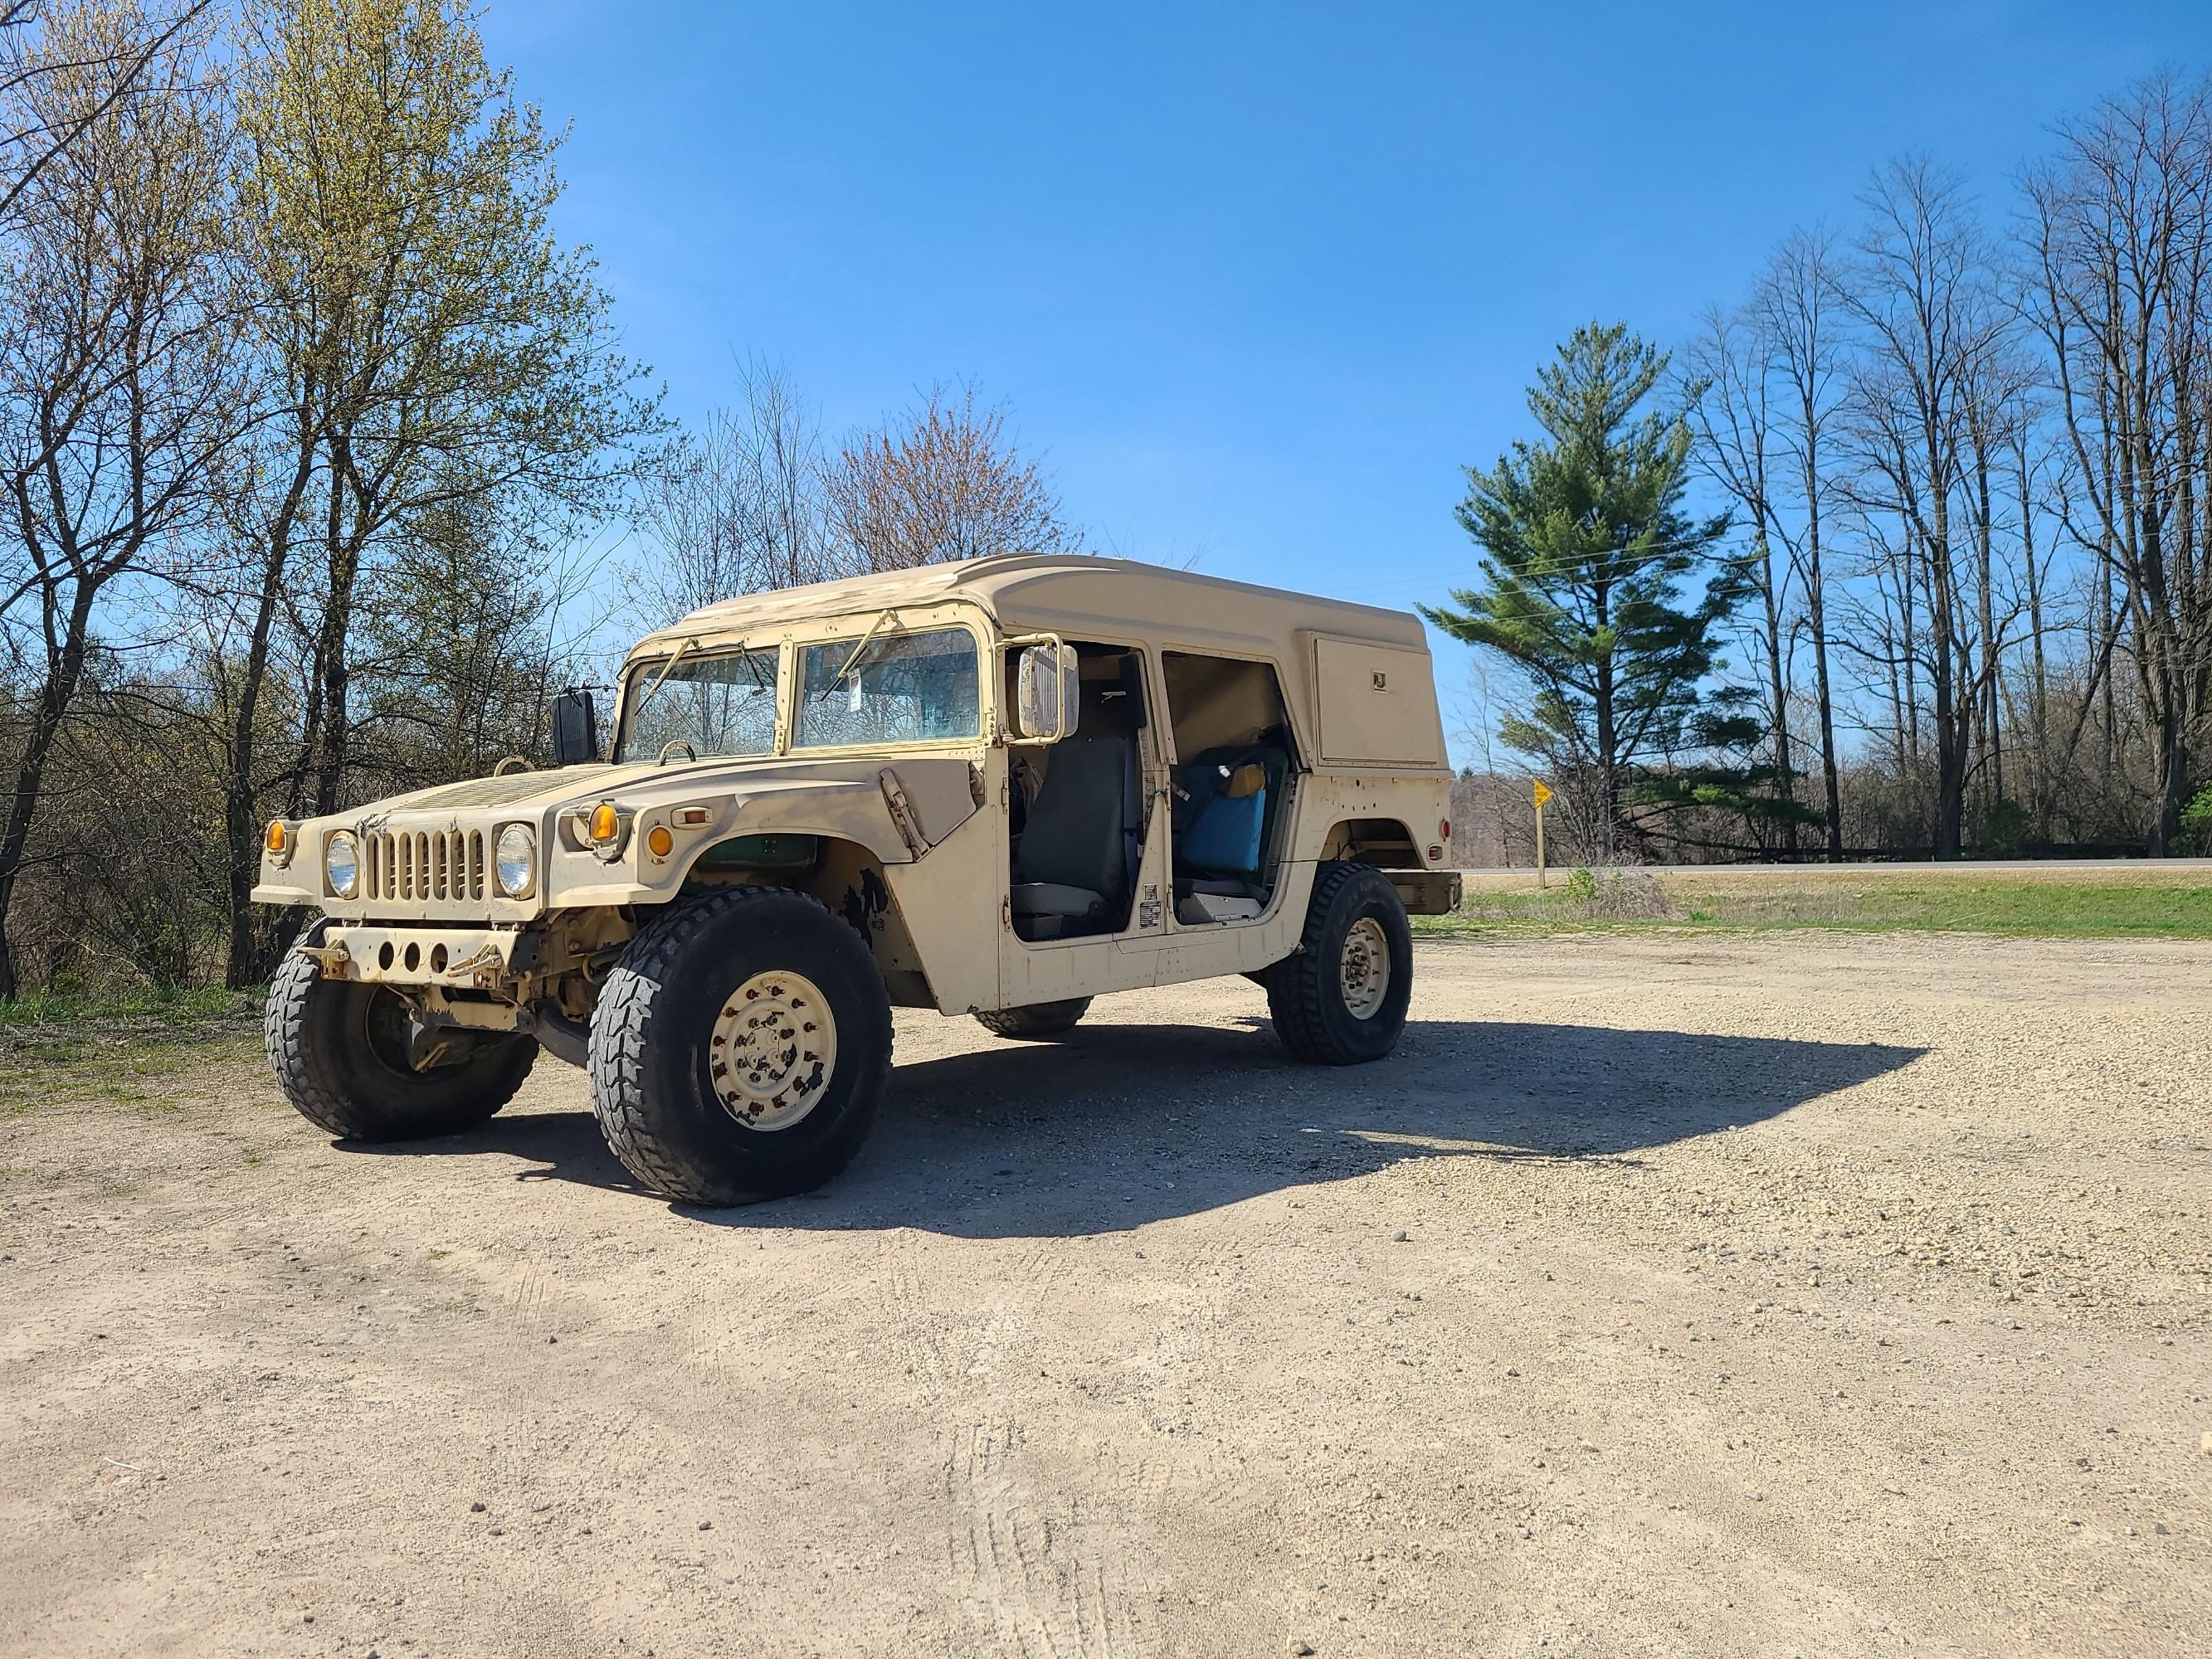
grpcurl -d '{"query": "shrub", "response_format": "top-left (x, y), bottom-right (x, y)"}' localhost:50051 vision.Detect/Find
top-left (1563, 866), bottom-right (1672, 920)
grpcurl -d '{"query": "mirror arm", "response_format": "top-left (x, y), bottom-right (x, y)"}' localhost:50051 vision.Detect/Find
top-left (1006, 635), bottom-right (1049, 746)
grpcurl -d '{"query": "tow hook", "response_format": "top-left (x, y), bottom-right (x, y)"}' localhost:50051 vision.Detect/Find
top-left (403, 1027), bottom-right (453, 1073)
top-left (299, 938), bottom-right (352, 979)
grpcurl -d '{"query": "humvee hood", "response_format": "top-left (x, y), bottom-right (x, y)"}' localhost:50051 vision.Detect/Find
top-left (353, 757), bottom-right (826, 820)
top-left (329, 752), bottom-right (987, 868)
top-left (364, 765), bottom-right (631, 815)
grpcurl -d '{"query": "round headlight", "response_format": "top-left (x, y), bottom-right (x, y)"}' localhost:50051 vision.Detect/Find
top-left (495, 823), bottom-right (537, 898)
top-left (324, 830), bottom-right (359, 899)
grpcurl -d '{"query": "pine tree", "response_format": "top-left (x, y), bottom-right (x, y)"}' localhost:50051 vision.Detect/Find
top-left (1423, 322), bottom-right (1745, 855)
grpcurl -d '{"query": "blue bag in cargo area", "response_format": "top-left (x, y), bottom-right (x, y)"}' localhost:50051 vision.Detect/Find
top-left (1175, 759), bottom-right (1268, 875)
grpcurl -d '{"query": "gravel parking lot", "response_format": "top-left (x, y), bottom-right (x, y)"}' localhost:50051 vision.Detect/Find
top-left (2, 932), bottom-right (2207, 1658)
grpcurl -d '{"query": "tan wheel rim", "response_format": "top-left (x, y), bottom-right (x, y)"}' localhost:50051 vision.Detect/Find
top-left (709, 971), bottom-right (836, 1131)
top-left (1340, 916), bottom-right (1391, 1019)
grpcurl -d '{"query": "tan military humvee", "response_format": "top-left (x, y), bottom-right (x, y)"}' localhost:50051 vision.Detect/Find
top-left (255, 553), bottom-right (1460, 1203)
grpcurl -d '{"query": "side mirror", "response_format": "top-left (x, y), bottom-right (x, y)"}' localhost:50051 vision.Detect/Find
top-left (550, 688), bottom-right (599, 765)
top-left (1012, 641), bottom-right (1079, 743)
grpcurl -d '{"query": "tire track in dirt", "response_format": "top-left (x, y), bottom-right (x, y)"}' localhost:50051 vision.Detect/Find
top-left (864, 1224), bottom-right (1162, 1657)
top-left (940, 1416), bottom-right (1154, 1659)
top-left (922, 1219), bottom-right (1276, 1659)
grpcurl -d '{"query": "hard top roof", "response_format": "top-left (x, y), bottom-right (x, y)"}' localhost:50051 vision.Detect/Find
top-left (626, 553), bottom-right (1429, 661)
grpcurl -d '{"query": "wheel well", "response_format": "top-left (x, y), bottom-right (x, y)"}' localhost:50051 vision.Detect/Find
top-left (1321, 818), bottom-right (1420, 868)
top-left (668, 834), bottom-right (934, 1007)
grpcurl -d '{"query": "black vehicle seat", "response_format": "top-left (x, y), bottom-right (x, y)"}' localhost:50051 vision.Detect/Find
top-left (1010, 685), bottom-right (1138, 937)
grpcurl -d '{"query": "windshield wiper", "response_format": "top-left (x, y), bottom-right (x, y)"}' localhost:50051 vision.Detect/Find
top-left (630, 635), bottom-right (700, 722)
top-left (815, 610), bottom-right (899, 703)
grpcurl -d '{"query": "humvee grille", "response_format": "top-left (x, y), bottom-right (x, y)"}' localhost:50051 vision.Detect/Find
top-left (364, 829), bottom-right (487, 904)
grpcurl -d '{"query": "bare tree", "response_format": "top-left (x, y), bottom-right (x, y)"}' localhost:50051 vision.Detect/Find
top-left (1837, 158), bottom-right (2010, 855)
top-left (1753, 227), bottom-right (1849, 857)
top-left (630, 359), bottom-right (832, 628)
top-left (0, 0), bottom-right (238, 997)
top-left (1684, 302), bottom-right (1800, 849)
top-left (2024, 71), bottom-right (2212, 851)
top-left (1956, 339), bottom-right (2040, 822)
top-left (822, 382), bottom-right (1079, 572)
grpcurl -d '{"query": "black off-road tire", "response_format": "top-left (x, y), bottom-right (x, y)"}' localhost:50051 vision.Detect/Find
top-left (1264, 861), bottom-right (1414, 1065)
top-left (973, 998), bottom-right (1092, 1039)
top-left (588, 886), bottom-right (893, 1205)
top-left (265, 932), bottom-right (536, 1141)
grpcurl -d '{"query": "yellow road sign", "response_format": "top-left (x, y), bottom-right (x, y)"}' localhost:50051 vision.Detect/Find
top-left (1532, 780), bottom-right (1553, 809)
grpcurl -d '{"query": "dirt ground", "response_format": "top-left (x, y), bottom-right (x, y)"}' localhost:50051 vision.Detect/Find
top-left (2, 932), bottom-right (2208, 1659)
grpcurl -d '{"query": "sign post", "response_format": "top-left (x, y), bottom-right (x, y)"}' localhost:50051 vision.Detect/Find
top-left (1532, 780), bottom-right (1553, 888)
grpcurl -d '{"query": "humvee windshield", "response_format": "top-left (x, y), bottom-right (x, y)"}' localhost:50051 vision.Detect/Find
top-left (616, 645), bottom-right (779, 761)
top-left (613, 626), bottom-right (982, 761)
top-left (793, 627), bottom-right (979, 748)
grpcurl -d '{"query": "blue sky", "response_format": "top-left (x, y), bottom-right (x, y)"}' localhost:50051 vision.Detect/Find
top-left (482, 1), bottom-right (2205, 757)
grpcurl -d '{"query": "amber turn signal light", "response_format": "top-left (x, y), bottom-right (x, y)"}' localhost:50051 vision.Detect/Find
top-left (587, 802), bottom-right (620, 843)
top-left (646, 825), bottom-right (674, 859)
top-left (265, 820), bottom-right (288, 854)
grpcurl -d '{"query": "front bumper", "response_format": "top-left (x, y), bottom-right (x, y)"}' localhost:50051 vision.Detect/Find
top-left (302, 924), bottom-right (538, 989)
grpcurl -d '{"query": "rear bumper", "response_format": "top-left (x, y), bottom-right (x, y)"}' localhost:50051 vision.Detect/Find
top-left (1389, 869), bottom-right (1462, 916)
top-left (303, 924), bottom-right (535, 989)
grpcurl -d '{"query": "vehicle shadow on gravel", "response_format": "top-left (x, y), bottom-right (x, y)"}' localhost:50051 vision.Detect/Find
top-left (359, 1016), bottom-right (1925, 1235)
